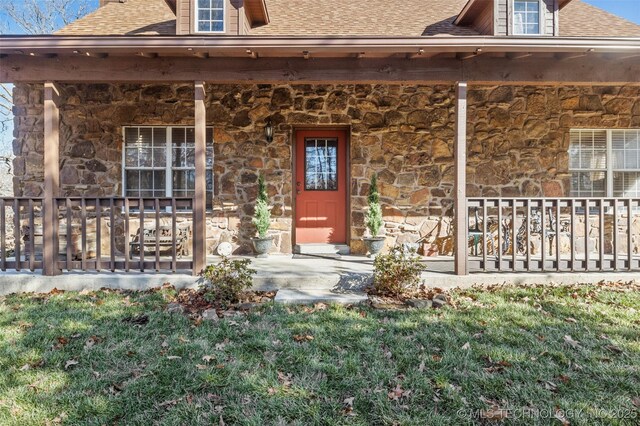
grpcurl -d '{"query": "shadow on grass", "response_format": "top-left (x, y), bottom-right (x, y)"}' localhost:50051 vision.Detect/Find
top-left (0, 285), bottom-right (638, 425)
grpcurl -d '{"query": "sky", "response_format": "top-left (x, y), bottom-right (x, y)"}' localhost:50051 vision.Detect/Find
top-left (0, 0), bottom-right (639, 158)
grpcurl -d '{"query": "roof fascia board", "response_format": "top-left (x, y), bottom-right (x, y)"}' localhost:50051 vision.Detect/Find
top-left (1, 35), bottom-right (639, 55)
top-left (454, 0), bottom-right (483, 26)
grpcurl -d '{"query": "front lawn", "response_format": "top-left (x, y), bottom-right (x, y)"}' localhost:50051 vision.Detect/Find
top-left (1, 283), bottom-right (639, 425)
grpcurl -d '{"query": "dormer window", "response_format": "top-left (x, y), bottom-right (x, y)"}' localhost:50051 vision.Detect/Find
top-left (513, 0), bottom-right (541, 35)
top-left (196, 0), bottom-right (225, 33)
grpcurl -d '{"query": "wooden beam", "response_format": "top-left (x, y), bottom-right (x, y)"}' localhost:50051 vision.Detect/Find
top-left (43, 82), bottom-right (61, 276)
top-left (405, 49), bottom-right (425, 59)
top-left (506, 52), bottom-right (532, 60)
top-left (555, 52), bottom-right (588, 61)
top-left (193, 81), bottom-right (207, 275)
top-left (137, 52), bottom-right (159, 59)
top-left (454, 81), bottom-right (468, 276)
top-left (457, 50), bottom-right (483, 61)
top-left (1, 55), bottom-right (639, 85)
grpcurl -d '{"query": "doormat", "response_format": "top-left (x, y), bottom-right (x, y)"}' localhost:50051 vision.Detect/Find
top-left (292, 254), bottom-right (342, 260)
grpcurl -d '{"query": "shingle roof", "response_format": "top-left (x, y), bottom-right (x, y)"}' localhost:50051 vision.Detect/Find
top-left (249, 0), bottom-right (479, 37)
top-left (56, 0), bottom-right (640, 37)
top-left (559, 1), bottom-right (640, 37)
top-left (56, 0), bottom-right (176, 36)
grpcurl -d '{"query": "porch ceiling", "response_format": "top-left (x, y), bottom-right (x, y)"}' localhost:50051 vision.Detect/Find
top-left (1, 35), bottom-right (639, 85)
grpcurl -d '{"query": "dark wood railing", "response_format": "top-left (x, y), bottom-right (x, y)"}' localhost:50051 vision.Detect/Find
top-left (467, 198), bottom-right (640, 273)
top-left (0, 198), bottom-right (44, 272)
top-left (1, 197), bottom-right (195, 274)
top-left (55, 197), bottom-right (195, 273)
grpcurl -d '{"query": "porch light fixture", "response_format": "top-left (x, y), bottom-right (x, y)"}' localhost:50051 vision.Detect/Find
top-left (264, 118), bottom-right (274, 143)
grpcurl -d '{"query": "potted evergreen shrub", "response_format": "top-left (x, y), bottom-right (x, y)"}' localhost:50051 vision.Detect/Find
top-left (251, 174), bottom-right (273, 258)
top-left (363, 173), bottom-right (385, 257)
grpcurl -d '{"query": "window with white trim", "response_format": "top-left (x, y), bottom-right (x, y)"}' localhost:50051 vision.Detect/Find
top-left (513, 0), bottom-right (541, 35)
top-left (196, 0), bottom-right (225, 33)
top-left (569, 129), bottom-right (640, 197)
top-left (123, 126), bottom-right (214, 208)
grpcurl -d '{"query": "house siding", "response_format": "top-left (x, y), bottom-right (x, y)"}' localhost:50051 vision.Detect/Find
top-left (176, 0), bottom-right (243, 35)
top-left (12, 83), bottom-right (640, 255)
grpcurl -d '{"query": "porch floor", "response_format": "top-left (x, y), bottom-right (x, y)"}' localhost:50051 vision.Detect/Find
top-left (1, 254), bottom-right (638, 296)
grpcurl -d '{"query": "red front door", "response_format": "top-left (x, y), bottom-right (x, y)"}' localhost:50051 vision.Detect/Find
top-left (295, 130), bottom-right (347, 244)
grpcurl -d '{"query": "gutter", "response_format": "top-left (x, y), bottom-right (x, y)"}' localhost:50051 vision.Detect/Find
top-left (1, 35), bottom-right (639, 56)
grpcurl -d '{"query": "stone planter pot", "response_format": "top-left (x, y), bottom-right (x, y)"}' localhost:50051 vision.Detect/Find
top-left (363, 237), bottom-right (385, 257)
top-left (252, 237), bottom-right (273, 258)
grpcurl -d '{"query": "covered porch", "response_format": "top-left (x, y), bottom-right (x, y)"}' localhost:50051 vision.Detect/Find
top-left (1, 36), bottom-right (639, 280)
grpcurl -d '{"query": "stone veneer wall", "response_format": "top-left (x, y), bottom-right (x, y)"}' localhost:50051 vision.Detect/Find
top-left (12, 83), bottom-right (640, 255)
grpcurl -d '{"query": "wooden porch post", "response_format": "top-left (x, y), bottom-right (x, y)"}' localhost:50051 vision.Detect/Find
top-left (454, 81), bottom-right (468, 276)
top-left (43, 82), bottom-right (61, 276)
top-left (193, 81), bottom-right (207, 274)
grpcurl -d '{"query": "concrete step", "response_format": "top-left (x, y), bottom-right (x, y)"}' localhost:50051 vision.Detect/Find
top-left (294, 243), bottom-right (350, 255)
top-left (274, 289), bottom-right (368, 305)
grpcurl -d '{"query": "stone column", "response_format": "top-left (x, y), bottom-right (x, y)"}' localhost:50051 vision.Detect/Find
top-left (43, 82), bottom-right (61, 276)
top-left (454, 81), bottom-right (468, 275)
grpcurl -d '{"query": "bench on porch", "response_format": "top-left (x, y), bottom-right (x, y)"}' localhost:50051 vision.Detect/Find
top-left (129, 224), bottom-right (191, 259)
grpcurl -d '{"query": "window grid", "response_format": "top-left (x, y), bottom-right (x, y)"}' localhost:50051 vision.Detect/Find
top-left (304, 138), bottom-right (338, 191)
top-left (123, 126), bottom-right (214, 208)
top-left (569, 129), bottom-right (640, 198)
top-left (196, 0), bottom-right (225, 33)
top-left (513, 0), bottom-right (541, 35)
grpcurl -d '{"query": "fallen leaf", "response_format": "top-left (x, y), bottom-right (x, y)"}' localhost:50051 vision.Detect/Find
top-left (267, 387), bottom-right (277, 395)
top-left (202, 355), bottom-right (215, 362)
top-left (56, 337), bottom-right (69, 346)
top-left (293, 334), bottom-right (314, 343)
top-left (109, 383), bottom-right (125, 395)
top-left (418, 360), bottom-right (425, 372)
top-left (195, 364), bottom-right (208, 370)
top-left (277, 371), bottom-right (292, 388)
top-left (314, 302), bottom-right (328, 311)
top-left (563, 335), bottom-right (580, 349)
top-left (84, 336), bottom-right (101, 350)
top-left (342, 396), bottom-right (356, 416)
top-left (565, 317), bottom-right (578, 324)
top-left (543, 381), bottom-right (558, 392)
top-left (431, 354), bottom-right (442, 362)
top-left (19, 364), bottom-right (30, 371)
top-left (158, 398), bottom-right (181, 407)
top-left (605, 344), bottom-right (623, 354)
top-left (461, 342), bottom-right (471, 350)
top-left (64, 360), bottom-right (78, 370)
top-left (166, 356), bottom-right (182, 360)
top-left (122, 314), bottom-right (149, 325)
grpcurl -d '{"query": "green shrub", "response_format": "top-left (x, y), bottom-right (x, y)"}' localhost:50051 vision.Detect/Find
top-left (199, 257), bottom-right (256, 304)
top-left (372, 245), bottom-right (425, 297)
top-left (252, 174), bottom-right (271, 238)
top-left (365, 174), bottom-right (383, 237)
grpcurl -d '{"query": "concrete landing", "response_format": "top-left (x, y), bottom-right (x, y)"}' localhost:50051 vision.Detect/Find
top-left (274, 289), bottom-right (368, 305)
top-left (1, 255), bottom-right (638, 296)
